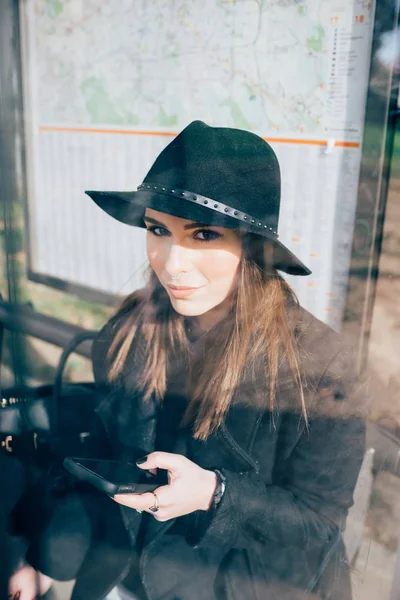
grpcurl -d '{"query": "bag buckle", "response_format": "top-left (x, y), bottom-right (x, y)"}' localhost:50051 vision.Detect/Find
top-left (1, 435), bottom-right (13, 453)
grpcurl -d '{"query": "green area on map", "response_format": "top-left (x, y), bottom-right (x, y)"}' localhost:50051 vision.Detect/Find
top-left (46, 0), bottom-right (63, 19)
top-left (306, 25), bottom-right (325, 52)
top-left (220, 98), bottom-right (253, 130)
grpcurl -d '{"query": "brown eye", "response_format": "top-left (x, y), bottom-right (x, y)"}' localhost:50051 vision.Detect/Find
top-left (194, 229), bottom-right (222, 242)
top-left (146, 226), bottom-right (170, 237)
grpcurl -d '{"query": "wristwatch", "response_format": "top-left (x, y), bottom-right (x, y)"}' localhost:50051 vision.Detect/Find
top-left (213, 469), bottom-right (226, 508)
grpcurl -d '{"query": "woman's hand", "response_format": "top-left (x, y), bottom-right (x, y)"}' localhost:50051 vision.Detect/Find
top-left (8, 564), bottom-right (52, 600)
top-left (114, 452), bottom-right (218, 522)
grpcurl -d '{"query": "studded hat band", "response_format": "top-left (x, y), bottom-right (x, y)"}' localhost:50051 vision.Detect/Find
top-left (137, 182), bottom-right (279, 238)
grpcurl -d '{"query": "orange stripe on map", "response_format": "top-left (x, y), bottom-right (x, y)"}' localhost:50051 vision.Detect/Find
top-left (264, 137), bottom-right (359, 148)
top-left (39, 126), bottom-right (360, 148)
top-left (39, 126), bottom-right (177, 137)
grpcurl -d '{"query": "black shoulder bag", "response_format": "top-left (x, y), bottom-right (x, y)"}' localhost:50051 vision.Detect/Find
top-left (0, 329), bottom-right (109, 467)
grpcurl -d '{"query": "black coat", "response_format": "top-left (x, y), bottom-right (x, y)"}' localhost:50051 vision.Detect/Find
top-left (27, 301), bottom-right (367, 600)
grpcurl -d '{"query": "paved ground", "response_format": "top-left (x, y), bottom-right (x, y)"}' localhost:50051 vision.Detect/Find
top-left (348, 176), bottom-right (400, 600)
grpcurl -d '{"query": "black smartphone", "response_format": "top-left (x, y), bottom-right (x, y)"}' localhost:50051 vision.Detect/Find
top-left (63, 457), bottom-right (166, 497)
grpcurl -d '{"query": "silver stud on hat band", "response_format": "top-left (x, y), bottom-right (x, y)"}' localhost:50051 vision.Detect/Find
top-left (136, 183), bottom-right (279, 237)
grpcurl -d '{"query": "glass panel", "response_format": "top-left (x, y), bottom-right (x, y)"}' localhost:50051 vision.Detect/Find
top-left (1, 1), bottom-right (399, 599)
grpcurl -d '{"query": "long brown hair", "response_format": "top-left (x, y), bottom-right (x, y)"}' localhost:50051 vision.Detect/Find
top-left (107, 232), bottom-right (306, 440)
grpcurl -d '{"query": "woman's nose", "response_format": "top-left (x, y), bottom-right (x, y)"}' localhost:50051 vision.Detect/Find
top-left (164, 243), bottom-right (192, 276)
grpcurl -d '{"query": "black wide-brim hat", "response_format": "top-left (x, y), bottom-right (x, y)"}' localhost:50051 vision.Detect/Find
top-left (86, 121), bottom-right (310, 276)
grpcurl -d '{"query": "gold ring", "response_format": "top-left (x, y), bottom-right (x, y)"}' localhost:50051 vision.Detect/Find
top-left (149, 492), bottom-right (159, 513)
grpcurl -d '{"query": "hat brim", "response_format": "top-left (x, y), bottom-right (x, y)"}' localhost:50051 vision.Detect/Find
top-left (85, 190), bottom-right (311, 276)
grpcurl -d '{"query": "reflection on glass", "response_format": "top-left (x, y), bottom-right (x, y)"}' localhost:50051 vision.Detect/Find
top-left (2, 1), bottom-right (400, 599)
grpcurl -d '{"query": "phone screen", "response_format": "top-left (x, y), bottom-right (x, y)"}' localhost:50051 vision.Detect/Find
top-left (73, 459), bottom-right (148, 485)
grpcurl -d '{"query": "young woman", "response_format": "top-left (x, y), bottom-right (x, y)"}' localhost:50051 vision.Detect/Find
top-left (10, 121), bottom-right (367, 600)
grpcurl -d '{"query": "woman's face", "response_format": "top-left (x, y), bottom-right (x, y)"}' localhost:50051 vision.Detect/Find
top-left (144, 208), bottom-right (242, 317)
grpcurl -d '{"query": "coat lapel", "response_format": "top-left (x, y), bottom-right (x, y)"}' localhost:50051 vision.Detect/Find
top-left (95, 368), bottom-right (159, 462)
top-left (140, 421), bottom-right (190, 548)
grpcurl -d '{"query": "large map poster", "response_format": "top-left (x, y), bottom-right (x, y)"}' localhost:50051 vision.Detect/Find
top-left (21, 0), bottom-right (375, 328)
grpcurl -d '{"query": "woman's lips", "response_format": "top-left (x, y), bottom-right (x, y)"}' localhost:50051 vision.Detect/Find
top-left (167, 285), bottom-right (201, 299)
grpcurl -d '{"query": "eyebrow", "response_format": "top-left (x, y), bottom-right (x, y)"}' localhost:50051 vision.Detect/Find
top-left (143, 216), bottom-right (213, 230)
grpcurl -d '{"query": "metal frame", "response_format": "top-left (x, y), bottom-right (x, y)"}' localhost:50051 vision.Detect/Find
top-left (342, 1), bottom-right (400, 371)
top-left (27, 270), bottom-right (119, 307)
top-left (0, 0), bottom-right (29, 386)
top-left (0, 297), bottom-right (94, 359)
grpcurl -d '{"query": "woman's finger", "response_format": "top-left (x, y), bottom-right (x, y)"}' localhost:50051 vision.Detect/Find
top-left (136, 451), bottom-right (187, 474)
top-left (113, 491), bottom-right (155, 510)
top-left (114, 484), bottom-right (171, 513)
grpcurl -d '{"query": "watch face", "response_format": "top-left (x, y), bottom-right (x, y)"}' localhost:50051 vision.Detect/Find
top-left (213, 469), bottom-right (226, 506)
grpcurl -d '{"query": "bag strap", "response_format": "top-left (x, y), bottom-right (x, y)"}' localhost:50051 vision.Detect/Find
top-left (51, 330), bottom-right (98, 432)
top-left (0, 294), bottom-right (4, 398)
